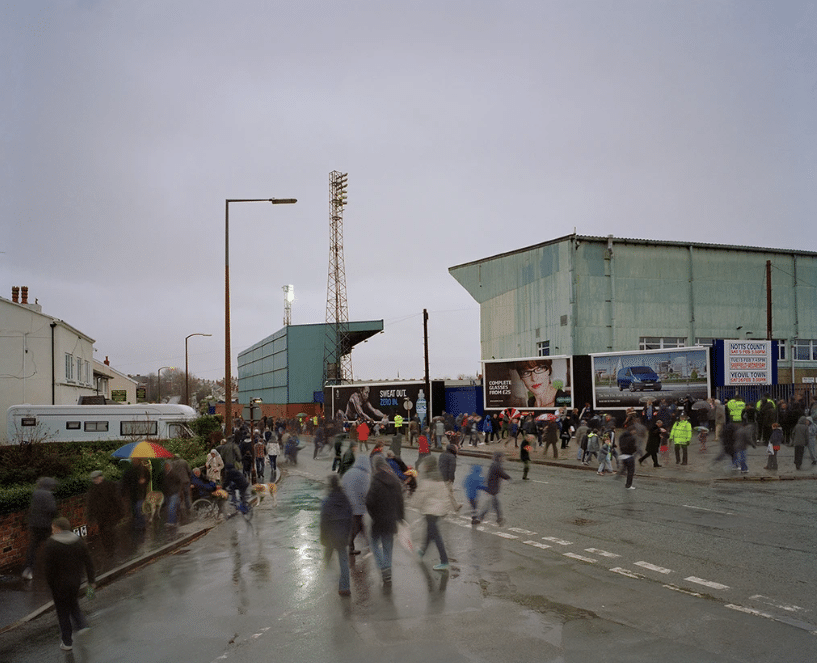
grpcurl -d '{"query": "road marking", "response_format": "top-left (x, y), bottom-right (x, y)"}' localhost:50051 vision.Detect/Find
top-left (682, 504), bottom-right (734, 516)
top-left (750, 595), bottom-right (806, 613)
top-left (727, 604), bottom-right (817, 634)
top-left (664, 584), bottom-right (703, 597)
top-left (610, 567), bottom-right (644, 579)
top-left (508, 527), bottom-right (536, 535)
top-left (564, 552), bottom-right (597, 563)
top-left (634, 561), bottom-right (672, 574)
top-left (542, 536), bottom-right (573, 546)
top-left (585, 548), bottom-right (620, 558)
top-left (685, 576), bottom-right (729, 590)
top-left (523, 540), bottom-right (551, 550)
top-left (726, 603), bottom-right (776, 619)
top-left (491, 531), bottom-right (518, 539)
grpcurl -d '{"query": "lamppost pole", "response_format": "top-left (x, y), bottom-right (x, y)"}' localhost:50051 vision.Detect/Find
top-left (185, 333), bottom-right (212, 406)
top-left (224, 197), bottom-right (297, 437)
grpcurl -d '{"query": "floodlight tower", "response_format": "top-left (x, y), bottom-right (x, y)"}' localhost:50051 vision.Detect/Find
top-left (283, 284), bottom-right (295, 326)
top-left (324, 171), bottom-right (352, 384)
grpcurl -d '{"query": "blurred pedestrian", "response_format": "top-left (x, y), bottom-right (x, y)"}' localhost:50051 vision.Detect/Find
top-left (462, 464), bottom-right (487, 520)
top-left (617, 428), bottom-right (638, 489)
top-left (254, 434), bottom-right (266, 480)
top-left (413, 456), bottom-right (452, 571)
top-left (475, 452), bottom-right (511, 526)
top-left (639, 420), bottom-right (665, 467)
top-left (120, 460), bottom-right (149, 532)
top-left (43, 517), bottom-right (95, 651)
top-left (416, 433), bottom-right (431, 468)
top-left (320, 474), bottom-right (353, 596)
top-left (520, 435), bottom-right (532, 480)
top-left (792, 415), bottom-right (809, 470)
top-left (86, 471), bottom-right (123, 560)
top-left (332, 433), bottom-right (345, 472)
top-left (339, 440), bottom-right (357, 476)
top-left (206, 448), bottom-right (224, 484)
top-left (341, 451), bottom-right (371, 556)
top-left (162, 460), bottom-right (183, 527)
top-left (438, 443), bottom-right (462, 511)
top-left (765, 422), bottom-right (782, 471)
top-left (266, 435), bottom-right (281, 476)
top-left (365, 455), bottom-right (405, 586)
top-left (543, 420), bottom-right (559, 458)
top-left (22, 476), bottom-right (57, 580)
top-left (356, 420), bottom-right (371, 452)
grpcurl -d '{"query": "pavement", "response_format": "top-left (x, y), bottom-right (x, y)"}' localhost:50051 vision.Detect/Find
top-left (1, 430), bottom-right (813, 635)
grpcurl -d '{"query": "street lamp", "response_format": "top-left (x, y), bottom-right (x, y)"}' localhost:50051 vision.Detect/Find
top-left (157, 366), bottom-right (173, 403)
top-left (185, 333), bottom-right (212, 406)
top-left (225, 197), bottom-right (297, 437)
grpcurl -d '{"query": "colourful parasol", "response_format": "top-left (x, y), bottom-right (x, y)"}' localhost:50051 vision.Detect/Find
top-left (535, 413), bottom-right (558, 422)
top-left (111, 441), bottom-right (175, 459)
top-left (501, 407), bottom-right (520, 420)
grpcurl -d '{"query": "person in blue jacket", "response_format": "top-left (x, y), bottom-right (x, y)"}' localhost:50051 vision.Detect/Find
top-left (462, 464), bottom-right (487, 522)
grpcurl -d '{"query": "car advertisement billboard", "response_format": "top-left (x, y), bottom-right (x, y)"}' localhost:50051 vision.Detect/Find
top-left (591, 347), bottom-right (710, 409)
top-left (482, 356), bottom-right (573, 411)
top-left (326, 381), bottom-right (429, 426)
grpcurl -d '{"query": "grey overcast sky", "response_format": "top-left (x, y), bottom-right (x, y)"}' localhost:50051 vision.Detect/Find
top-left (1, 1), bottom-right (814, 385)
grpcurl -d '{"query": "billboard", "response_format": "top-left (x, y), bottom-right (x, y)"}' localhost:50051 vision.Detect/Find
top-left (723, 340), bottom-right (773, 385)
top-left (590, 347), bottom-right (710, 409)
top-left (482, 356), bottom-right (573, 411)
top-left (326, 381), bottom-right (429, 426)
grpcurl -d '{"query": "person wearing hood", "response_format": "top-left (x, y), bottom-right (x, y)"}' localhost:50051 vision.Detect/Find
top-left (22, 476), bottom-right (57, 580)
top-left (474, 452), bottom-right (511, 526)
top-left (438, 443), bottom-right (462, 512)
top-left (86, 471), bottom-right (123, 560)
top-left (413, 456), bottom-right (452, 571)
top-left (206, 448), bottom-right (224, 484)
top-left (341, 450), bottom-right (372, 556)
top-left (43, 517), bottom-right (95, 651)
top-left (365, 455), bottom-right (405, 585)
top-left (320, 474), bottom-right (353, 596)
top-left (791, 415), bottom-right (810, 470)
top-left (462, 464), bottom-right (487, 520)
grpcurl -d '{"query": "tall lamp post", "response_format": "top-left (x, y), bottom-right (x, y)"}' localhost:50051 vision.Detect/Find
top-left (225, 197), bottom-right (297, 437)
top-left (157, 366), bottom-right (172, 403)
top-left (185, 333), bottom-right (212, 406)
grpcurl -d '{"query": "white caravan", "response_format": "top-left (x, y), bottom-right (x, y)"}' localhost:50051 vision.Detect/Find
top-left (5, 404), bottom-right (197, 444)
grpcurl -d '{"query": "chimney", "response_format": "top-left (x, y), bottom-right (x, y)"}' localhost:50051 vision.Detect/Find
top-left (12, 286), bottom-right (19, 303)
top-left (21, 286), bottom-right (28, 304)
top-left (104, 356), bottom-right (110, 366)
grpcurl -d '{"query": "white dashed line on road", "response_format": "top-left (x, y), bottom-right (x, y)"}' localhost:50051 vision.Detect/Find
top-left (634, 561), bottom-right (672, 574)
top-left (610, 567), bottom-right (644, 579)
top-left (492, 531), bottom-right (519, 539)
top-left (522, 540), bottom-right (552, 550)
top-left (750, 595), bottom-right (806, 613)
top-left (685, 576), bottom-right (730, 590)
top-left (663, 584), bottom-right (703, 597)
top-left (563, 552), bottom-right (597, 563)
top-left (507, 527), bottom-right (536, 534)
top-left (542, 536), bottom-right (573, 546)
top-left (585, 548), bottom-right (620, 558)
top-left (682, 504), bottom-right (734, 516)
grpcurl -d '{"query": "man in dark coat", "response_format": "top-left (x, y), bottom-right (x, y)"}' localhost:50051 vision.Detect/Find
top-left (43, 517), bottom-right (95, 651)
top-left (438, 443), bottom-right (462, 511)
top-left (320, 474), bottom-right (353, 596)
top-left (365, 455), bottom-right (405, 585)
top-left (475, 452), bottom-right (511, 526)
top-left (22, 476), bottom-right (57, 580)
top-left (86, 471), bottom-right (124, 559)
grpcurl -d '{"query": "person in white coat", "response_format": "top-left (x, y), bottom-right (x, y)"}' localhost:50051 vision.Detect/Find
top-left (412, 456), bottom-right (452, 571)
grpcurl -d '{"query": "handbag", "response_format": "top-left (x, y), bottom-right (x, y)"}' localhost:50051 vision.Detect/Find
top-left (396, 520), bottom-right (414, 552)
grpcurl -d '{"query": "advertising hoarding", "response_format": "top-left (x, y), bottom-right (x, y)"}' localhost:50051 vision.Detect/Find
top-left (591, 347), bottom-right (710, 409)
top-left (326, 381), bottom-right (429, 426)
top-left (482, 356), bottom-right (573, 411)
top-left (723, 340), bottom-right (773, 385)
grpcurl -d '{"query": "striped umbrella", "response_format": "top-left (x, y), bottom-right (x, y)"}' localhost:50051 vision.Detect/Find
top-left (111, 441), bottom-right (174, 459)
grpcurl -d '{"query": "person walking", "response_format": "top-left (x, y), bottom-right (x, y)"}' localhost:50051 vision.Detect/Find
top-left (617, 428), bottom-right (638, 489)
top-left (86, 471), bottom-right (124, 560)
top-left (765, 422), bottom-right (782, 471)
top-left (792, 415), bottom-right (809, 470)
top-left (520, 436), bottom-right (532, 480)
top-left (639, 420), bottom-right (665, 467)
top-left (365, 455), bottom-right (405, 586)
top-left (438, 443), bottom-right (462, 511)
top-left (266, 435), bottom-right (281, 478)
top-left (43, 517), bottom-right (95, 651)
top-left (462, 464), bottom-right (487, 520)
top-left (320, 474), bottom-right (353, 596)
top-left (162, 460), bottom-right (184, 528)
top-left (416, 433), bottom-right (431, 468)
top-left (206, 449), bottom-right (224, 484)
top-left (254, 434), bottom-right (266, 480)
top-left (356, 420), bottom-right (371, 452)
top-left (339, 440), bottom-right (357, 476)
top-left (543, 420), bottom-right (559, 458)
top-left (475, 452), bottom-right (511, 526)
top-left (22, 476), bottom-right (58, 580)
top-left (413, 456), bottom-right (452, 571)
top-left (670, 414), bottom-right (692, 465)
top-left (341, 451), bottom-right (371, 557)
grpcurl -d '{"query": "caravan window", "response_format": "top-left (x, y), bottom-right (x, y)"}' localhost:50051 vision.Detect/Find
top-left (66, 421), bottom-right (81, 430)
top-left (21, 418), bottom-right (36, 427)
top-left (84, 421), bottom-right (109, 432)
top-left (121, 421), bottom-right (158, 436)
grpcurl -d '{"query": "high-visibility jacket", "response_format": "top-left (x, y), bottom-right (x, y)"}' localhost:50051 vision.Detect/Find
top-left (394, 414), bottom-right (403, 430)
top-left (726, 399), bottom-right (746, 423)
top-left (670, 420), bottom-right (692, 446)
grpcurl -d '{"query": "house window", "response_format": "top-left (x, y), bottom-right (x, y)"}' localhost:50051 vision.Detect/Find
top-left (76, 358), bottom-right (83, 383)
top-left (639, 337), bottom-right (687, 350)
top-left (84, 421), bottom-right (109, 432)
top-left (65, 353), bottom-right (74, 381)
top-left (537, 340), bottom-right (550, 357)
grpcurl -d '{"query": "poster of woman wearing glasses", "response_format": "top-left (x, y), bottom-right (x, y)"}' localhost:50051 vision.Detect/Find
top-left (483, 357), bottom-right (573, 410)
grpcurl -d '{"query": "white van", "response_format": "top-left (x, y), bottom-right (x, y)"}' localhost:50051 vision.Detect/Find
top-left (5, 404), bottom-right (197, 444)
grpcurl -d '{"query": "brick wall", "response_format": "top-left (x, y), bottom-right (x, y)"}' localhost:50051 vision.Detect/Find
top-left (0, 495), bottom-right (99, 574)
